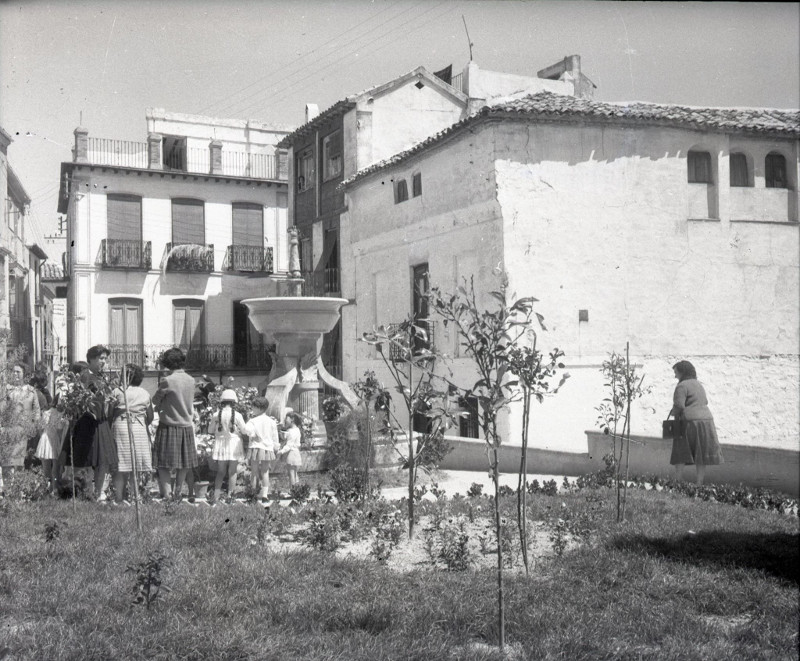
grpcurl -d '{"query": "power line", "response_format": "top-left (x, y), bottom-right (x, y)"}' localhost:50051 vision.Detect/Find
top-left (199, 2), bottom-right (407, 117)
top-left (235, 2), bottom-right (455, 120)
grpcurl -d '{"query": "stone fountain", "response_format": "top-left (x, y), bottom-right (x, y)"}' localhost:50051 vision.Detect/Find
top-left (241, 228), bottom-right (357, 427)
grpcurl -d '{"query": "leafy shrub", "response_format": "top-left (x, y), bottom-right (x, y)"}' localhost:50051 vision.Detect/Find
top-left (466, 482), bottom-right (484, 498)
top-left (434, 515), bottom-right (472, 571)
top-left (289, 483), bottom-right (311, 503)
top-left (3, 467), bottom-right (49, 502)
top-left (127, 552), bottom-right (171, 610)
top-left (411, 431), bottom-right (453, 471)
top-left (370, 508), bottom-right (404, 564)
top-left (299, 505), bottom-right (342, 551)
top-left (328, 464), bottom-right (379, 502)
top-left (498, 484), bottom-right (515, 497)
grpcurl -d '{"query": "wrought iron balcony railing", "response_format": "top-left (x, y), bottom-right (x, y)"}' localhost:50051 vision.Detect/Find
top-left (106, 343), bottom-right (272, 371)
top-left (100, 239), bottom-right (152, 270)
top-left (387, 319), bottom-right (436, 362)
top-left (163, 243), bottom-right (215, 272)
top-left (225, 245), bottom-right (274, 273)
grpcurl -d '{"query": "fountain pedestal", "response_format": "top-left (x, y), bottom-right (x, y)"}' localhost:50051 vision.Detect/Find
top-left (241, 296), bottom-right (355, 425)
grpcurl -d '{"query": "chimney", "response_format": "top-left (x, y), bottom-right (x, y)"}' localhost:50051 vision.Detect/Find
top-left (305, 104), bottom-right (320, 123)
top-left (537, 55), bottom-right (595, 99)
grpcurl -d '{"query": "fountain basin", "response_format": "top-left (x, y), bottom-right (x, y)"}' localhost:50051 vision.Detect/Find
top-left (241, 297), bottom-right (348, 337)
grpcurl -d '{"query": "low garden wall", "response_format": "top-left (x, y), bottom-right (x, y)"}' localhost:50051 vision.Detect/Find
top-left (435, 433), bottom-right (799, 497)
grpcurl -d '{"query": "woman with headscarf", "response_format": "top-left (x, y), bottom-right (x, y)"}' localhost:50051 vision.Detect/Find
top-left (669, 360), bottom-right (723, 485)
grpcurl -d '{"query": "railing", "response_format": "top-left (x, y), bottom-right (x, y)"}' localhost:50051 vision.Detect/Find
top-left (100, 239), bottom-right (152, 270)
top-left (87, 138), bottom-right (148, 168)
top-left (106, 344), bottom-right (273, 371)
top-left (388, 319), bottom-right (436, 362)
top-left (301, 267), bottom-right (341, 296)
top-left (449, 72), bottom-right (464, 94)
top-left (222, 151), bottom-right (278, 179)
top-left (225, 245), bottom-right (274, 273)
top-left (85, 137), bottom-right (286, 181)
top-left (163, 243), bottom-right (215, 272)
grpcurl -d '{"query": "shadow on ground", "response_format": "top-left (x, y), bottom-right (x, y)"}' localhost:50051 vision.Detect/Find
top-left (611, 531), bottom-right (799, 584)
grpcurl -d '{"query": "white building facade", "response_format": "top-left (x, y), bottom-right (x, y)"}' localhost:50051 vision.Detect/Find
top-left (341, 94), bottom-right (800, 456)
top-left (59, 111), bottom-right (292, 374)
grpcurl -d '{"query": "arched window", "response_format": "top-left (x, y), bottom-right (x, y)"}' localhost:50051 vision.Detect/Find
top-left (765, 152), bottom-right (787, 189)
top-left (394, 179), bottom-right (408, 203)
top-left (687, 151), bottom-right (712, 183)
top-left (730, 153), bottom-right (749, 187)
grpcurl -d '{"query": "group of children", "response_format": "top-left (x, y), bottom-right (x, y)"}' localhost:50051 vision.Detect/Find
top-left (207, 389), bottom-right (303, 506)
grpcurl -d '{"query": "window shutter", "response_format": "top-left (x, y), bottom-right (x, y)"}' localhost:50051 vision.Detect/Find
top-left (232, 203), bottom-right (263, 246)
top-left (107, 195), bottom-right (142, 241)
top-left (766, 153), bottom-right (787, 189)
top-left (730, 153), bottom-right (748, 187)
top-left (172, 199), bottom-right (205, 245)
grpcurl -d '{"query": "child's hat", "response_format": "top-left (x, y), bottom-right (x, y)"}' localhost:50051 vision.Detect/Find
top-left (220, 389), bottom-right (238, 403)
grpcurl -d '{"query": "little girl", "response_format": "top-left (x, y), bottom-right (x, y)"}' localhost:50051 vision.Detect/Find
top-left (209, 389), bottom-right (247, 504)
top-left (35, 380), bottom-right (69, 495)
top-left (277, 411), bottom-right (303, 487)
top-left (244, 396), bottom-right (278, 506)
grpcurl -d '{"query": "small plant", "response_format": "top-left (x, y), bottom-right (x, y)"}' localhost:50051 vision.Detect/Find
top-left (289, 483), bottom-right (311, 503)
top-left (370, 509), bottom-right (404, 564)
top-left (549, 518), bottom-right (569, 557)
top-left (44, 521), bottom-right (64, 543)
top-left (413, 484), bottom-right (429, 502)
top-left (300, 506), bottom-right (342, 552)
top-left (126, 552), bottom-right (171, 610)
top-left (467, 483), bottom-right (484, 498)
top-left (3, 467), bottom-right (49, 502)
top-left (435, 515), bottom-right (472, 571)
top-left (498, 484), bottom-right (515, 498)
top-left (321, 395), bottom-right (346, 423)
top-left (328, 464), bottom-right (378, 502)
top-left (429, 482), bottom-right (446, 499)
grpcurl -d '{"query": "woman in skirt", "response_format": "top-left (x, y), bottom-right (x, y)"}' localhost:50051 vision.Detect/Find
top-left (151, 347), bottom-right (197, 501)
top-left (111, 364), bottom-right (154, 504)
top-left (669, 360), bottom-right (723, 485)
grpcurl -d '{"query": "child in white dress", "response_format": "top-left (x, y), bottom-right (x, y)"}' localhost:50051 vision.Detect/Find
top-left (209, 389), bottom-right (247, 504)
top-left (35, 388), bottom-right (69, 495)
top-left (244, 396), bottom-right (278, 506)
top-left (276, 411), bottom-right (303, 487)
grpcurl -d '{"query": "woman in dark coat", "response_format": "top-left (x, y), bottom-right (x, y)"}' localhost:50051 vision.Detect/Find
top-left (669, 360), bottom-right (723, 485)
top-left (66, 346), bottom-right (117, 501)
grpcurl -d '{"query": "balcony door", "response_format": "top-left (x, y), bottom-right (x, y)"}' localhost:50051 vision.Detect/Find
top-left (231, 203), bottom-right (264, 271)
top-left (173, 299), bottom-right (205, 366)
top-left (106, 194), bottom-right (143, 267)
top-left (109, 298), bottom-right (143, 366)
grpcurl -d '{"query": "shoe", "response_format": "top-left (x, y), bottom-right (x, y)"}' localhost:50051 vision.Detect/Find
top-left (260, 498), bottom-right (271, 509)
top-left (209, 502), bottom-right (218, 508)
top-left (188, 497), bottom-right (196, 504)
top-left (96, 492), bottom-right (108, 503)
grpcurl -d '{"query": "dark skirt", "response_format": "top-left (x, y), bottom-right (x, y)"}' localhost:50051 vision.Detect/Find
top-left (153, 425), bottom-right (198, 470)
top-left (670, 419), bottom-right (724, 466)
top-left (66, 414), bottom-right (116, 469)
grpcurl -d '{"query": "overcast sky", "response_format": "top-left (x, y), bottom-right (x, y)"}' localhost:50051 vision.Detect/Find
top-left (1, 0), bottom-right (798, 241)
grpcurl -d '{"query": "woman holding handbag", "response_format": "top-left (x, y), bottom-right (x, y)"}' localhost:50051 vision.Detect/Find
top-left (668, 360), bottom-right (723, 485)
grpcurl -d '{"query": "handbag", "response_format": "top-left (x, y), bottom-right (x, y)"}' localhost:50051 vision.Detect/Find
top-left (662, 415), bottom-right (680, 439)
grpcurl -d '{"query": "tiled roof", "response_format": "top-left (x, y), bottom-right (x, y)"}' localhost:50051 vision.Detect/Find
top-left (342, 92), bottom-right (800, 187)
top-left (41, 260), bottom-right (65, 280)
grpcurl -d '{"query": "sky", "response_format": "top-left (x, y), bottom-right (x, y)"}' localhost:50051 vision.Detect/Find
top-left (1, 0), bottom-right (798, 243)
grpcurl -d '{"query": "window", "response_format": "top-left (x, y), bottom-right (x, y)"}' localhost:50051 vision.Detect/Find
top-left (109, 298), bottom-right (143, 365)
top-left (729, 153), bottom-right (749, 187)
top-left (297, 149), bottom-right (314, 192)
top-left (162, 136), bottom-right (187, 171)
top-left (394, 179), bottom-right (409, 204)
top-left (299, 237), bottom-right (313, 274)
top-left (765, 152), bottom-right (787, 189)
top-left (412, 172), bottom-right (422, 197)
top-left (458, 396), bottom-right (480, 438)
top-left (322, 130), bottom-right (343, 181)
top-left (107, 194), bottom-right (142, 242)
top-left (232, 203), bottom-right (263, 247)
top-left (172, 198), bottom-right (205, 245)
top-left (173, 299), bottom-right (205, 349)
top-left (687, 151), bottom-right (712, 183)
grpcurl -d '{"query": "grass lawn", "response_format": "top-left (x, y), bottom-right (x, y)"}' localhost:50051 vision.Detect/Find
top-left (0, 485), bottom-right (797, 660)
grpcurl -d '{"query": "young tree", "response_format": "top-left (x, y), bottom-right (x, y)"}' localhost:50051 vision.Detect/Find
top-left (507, 344), bottom-right (569, 574)
top-left (360, 318), bottom-right (455, 538)
top-left (428, 275), bottom-right (541, 651)
top-left (595, 342), bottom-right (649, 522)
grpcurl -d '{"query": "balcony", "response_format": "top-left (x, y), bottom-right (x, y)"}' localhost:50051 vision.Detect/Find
top-left (85, 136), bottom-right (287, 181)
top-left (107, 344), bottom-right (273, 371)
top-left (163, 243), bottom-right (215, 273)
top-left (388, 319), bottom-right (437, 362)
top-left (301, 267), bottom-right (341, 296)
top-left (225, 245), bottom-right (274, 273)
top-left (100, 239), bottom-right (152, 270)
